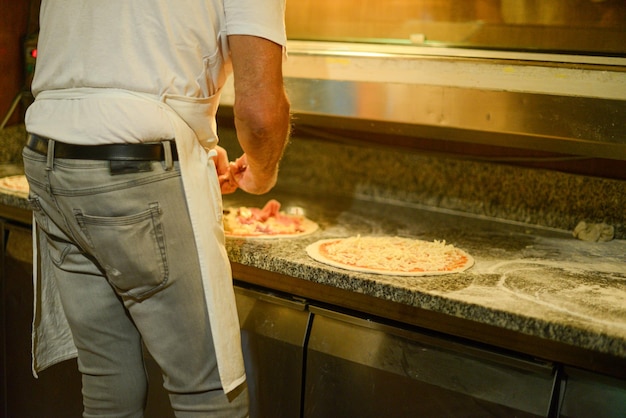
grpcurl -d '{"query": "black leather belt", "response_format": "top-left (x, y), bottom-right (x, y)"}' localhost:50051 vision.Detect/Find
top-left (27, 135), bottom-right (178, 161)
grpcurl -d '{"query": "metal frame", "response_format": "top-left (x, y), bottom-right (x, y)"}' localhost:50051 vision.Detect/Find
top-left (221, 41), bottom-right (626, 160)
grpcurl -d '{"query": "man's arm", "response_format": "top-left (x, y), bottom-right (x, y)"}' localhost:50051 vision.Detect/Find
top-left (225, 34), bottom-right (291, 195)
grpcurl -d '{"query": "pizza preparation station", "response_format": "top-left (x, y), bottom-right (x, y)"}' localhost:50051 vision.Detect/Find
top-left (2, 136), bottom-right (626, 417)
top-left (2, 43), bottom-right (626, 418)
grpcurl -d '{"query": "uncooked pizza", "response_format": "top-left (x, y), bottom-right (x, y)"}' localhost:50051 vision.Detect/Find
top-left (0, 175), bottom-right (29, 197)
top-left (223, 199), bottom-right (319, 238)
top-left (306, 235), bottom-right (474, 276)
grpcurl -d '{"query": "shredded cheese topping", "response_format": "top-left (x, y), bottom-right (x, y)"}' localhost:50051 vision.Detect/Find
top-left (318, 235), bottom-right (470, 273)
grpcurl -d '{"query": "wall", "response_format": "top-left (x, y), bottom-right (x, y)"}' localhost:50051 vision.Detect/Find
top-left (0, 0), bottom-right (35, 127)
top-left (218, 124), bottom-right (626, 240)
top-left (285, 0), bottom-right (626, 53)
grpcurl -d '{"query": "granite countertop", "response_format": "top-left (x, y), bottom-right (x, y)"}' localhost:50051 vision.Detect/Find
top-left (0, 165), bottom-right (30, 212)
top-left (1, 180), bottom-right (625, 366)
top-left (221, 190), bottom-right (626, 363)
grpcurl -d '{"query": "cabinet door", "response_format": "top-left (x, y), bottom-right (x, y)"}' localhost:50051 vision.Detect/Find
top-left (235, 285), bottom-right (311, 418)
top-left (305, 306), bottom-right (556, 418)
top-left (559, 367), bottom-right (626, 418)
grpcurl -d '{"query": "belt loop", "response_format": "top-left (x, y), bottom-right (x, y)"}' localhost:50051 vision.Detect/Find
top-left (46, 139), bottom-right (55, 171)
top-left (162, 141), bottom-right (174, 171)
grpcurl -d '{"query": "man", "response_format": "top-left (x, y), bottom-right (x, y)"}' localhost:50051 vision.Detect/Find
top-left (23, 0), bottom-right (290, 416)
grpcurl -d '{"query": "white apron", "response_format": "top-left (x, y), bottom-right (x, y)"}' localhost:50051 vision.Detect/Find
top-left (31, 87), bottom-right (246, 394)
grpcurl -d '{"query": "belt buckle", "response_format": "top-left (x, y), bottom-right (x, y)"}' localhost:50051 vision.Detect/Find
top-left (109, 160), bottom-right (154, 175)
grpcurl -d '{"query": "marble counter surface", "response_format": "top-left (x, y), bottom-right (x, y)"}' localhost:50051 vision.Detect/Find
top-left (1, 177), bottom-right (625, 372)
top-left (0, 165), bottom-right (30, 216)
top-left (222, 190), bottom-right (626, 363)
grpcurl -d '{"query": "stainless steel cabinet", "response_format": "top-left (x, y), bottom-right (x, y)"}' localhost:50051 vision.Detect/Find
top-left (3, 222), bottom-right (625, 417)
top-left (304, 306), bottom-right (557, 418)
top-left (235, 285), bottom-right (312, 418)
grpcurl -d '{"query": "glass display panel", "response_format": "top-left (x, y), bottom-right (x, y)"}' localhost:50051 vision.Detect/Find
top-left (286, 0), bottom-right (626, 56)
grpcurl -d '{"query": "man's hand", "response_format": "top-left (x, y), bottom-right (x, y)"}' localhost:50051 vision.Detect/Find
top-left (213, 146), bottom-right (240, 194)
top-left (217, 152), bottom-right (279, 195)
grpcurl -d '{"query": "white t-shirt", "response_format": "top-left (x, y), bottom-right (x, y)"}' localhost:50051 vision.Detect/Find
top-left (26, 0), bottom-right (287, 145)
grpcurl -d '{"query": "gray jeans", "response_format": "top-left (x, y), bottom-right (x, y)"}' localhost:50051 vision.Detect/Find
top-left (22, 144), bottom-right (248, 418)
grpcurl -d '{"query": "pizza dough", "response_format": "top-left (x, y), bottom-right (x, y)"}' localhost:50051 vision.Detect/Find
top-left (573, 221), bottom-right (614, 242)
top-left (0, 175), bottom-right (29, 197)
top-left (223, 199), bottom-right (319, 239)
top-left (306, 235), bottom-right (474, 276)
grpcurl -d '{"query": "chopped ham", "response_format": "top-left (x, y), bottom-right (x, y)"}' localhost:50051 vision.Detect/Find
top-left (224, 199), bottom-right (317, 238)
top-left (255, 199), bottom-right (281, 222)
top-left (236, 199), bottom-right (281, 222)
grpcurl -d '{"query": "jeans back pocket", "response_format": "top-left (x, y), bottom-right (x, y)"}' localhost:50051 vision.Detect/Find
top-left (74, 203), bottom-right (168, 300)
